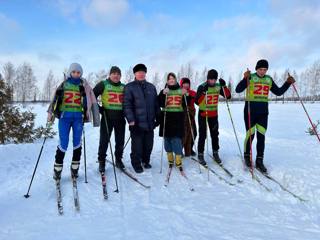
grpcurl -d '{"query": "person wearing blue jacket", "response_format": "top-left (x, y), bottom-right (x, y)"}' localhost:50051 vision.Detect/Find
top-left (48, 63), bottom-right (88, 180)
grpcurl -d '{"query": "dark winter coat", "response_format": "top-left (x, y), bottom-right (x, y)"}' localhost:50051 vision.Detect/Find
top-left (123, 79), bottom-right (160, 131)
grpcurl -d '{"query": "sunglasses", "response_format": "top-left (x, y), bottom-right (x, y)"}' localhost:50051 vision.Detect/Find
top-left (71, 71), bottom-right (81, 74)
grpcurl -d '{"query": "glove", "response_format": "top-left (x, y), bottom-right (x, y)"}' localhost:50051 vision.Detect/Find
top-left (244, 69), bottom-right (251, 79)
top-left (219, 78), bottom-right (226, 87)
top-left (163, 87), bottom-right (169, 95)
top-left (181, 88), bottom-right (188, 95)
top-left (286, 75), bottom-right (296, 84)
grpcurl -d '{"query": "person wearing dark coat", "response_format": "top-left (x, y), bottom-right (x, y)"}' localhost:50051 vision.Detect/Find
top-left (123, 63), bottom-right (161, 173)
top-left (235, 59), bottom-right (295, 173)
top-left (158, 73), bottom-right (189, 171)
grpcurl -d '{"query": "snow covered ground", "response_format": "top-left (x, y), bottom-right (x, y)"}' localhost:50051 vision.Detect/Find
top-left (0, 102), bottom-right (319, 240)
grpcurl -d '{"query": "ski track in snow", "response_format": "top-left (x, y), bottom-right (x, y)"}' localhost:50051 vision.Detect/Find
top-left (0, 102), bottom-right (319, 240)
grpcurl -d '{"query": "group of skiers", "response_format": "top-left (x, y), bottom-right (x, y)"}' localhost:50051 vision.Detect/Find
top-left (47, 59), bottom-right (296, 183)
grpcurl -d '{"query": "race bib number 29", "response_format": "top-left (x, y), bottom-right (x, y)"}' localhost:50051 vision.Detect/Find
top-left (253, 84), bottom-right (270, 96)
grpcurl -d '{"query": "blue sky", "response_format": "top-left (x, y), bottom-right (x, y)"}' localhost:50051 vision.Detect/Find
top-left (0, 0), bottom-right (319, 85)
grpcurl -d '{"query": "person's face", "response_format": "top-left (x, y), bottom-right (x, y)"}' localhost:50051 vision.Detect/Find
top-left (135, 71), bottom-right (146, 81)
top-left (110, 72), bottom-right (121, 83)
top-left (256, 68), bottom-right (268, 77)
top-left (182, 83), bottom-right (190, 90)
top-left (167, 76), bottom-right (176, 86)
top-left (71, 71), bottom-right (81, 79)
top-left (207, 78), bottom-right (217, 85)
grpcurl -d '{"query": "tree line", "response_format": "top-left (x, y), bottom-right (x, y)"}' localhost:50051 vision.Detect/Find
top-left (1, 60), bottom-right (319, 103)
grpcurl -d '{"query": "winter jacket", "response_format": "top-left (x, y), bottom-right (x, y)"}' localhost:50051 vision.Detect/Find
top-left (123, 79), bottom-right (160, 131)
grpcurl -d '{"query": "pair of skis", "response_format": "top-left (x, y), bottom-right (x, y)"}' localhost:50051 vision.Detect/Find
top-left (164, 166), bottom-right (194, 191)
top-left (55, 176), bottom-right (80, 215)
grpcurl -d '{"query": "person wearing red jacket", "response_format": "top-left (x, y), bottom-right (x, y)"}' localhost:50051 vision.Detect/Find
top-left (180, 77), bottom-right (197, 157)
top-left (195, 69), bottom-right (231, 166)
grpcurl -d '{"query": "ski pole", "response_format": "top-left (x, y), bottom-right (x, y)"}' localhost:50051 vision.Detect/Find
top-left (123, 136), bottom-right (131, 151)
top-left (221, 85), bottom-right (244, 162)
top-left (245, 69), bottom-right (255, 178)
top-left (290, 73), bottom-right (320, 143)
top-left (183, 94), bottom-right (201, 174)
top-left (160, 93), bottom-right (168, 174)
top-left (24, 123), bottom-right (50, 198)
top-left (205, 92), bottom-right (210, 181)
top-left (102, 111), bottom-right (119, 193)
top-left (83, 126), bottom-right (88, 183)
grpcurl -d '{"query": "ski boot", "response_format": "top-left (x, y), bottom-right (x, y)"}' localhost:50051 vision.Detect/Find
top-left (167, 152), bottom-right (174, 168)
top-left (175, 154), bottom-right (183, 172)
top-left (116, 158), bottom-right (125, 170)
top-left (70, 147), bottom-right (81, 179)
top-left (256, 156), bottom-right (267, 174)
top-left (53, 148), bottom-right (65, 180)
top-left (198, 153), bottom-right (207, 166)
top-left (212, 151), bottom-right (222, 165)
top-left (98, 160), bottom-right (106, 174)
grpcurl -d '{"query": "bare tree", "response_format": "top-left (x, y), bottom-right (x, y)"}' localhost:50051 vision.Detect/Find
top-left (15, 62), bottom-right (37, 102)
top-left (124, 66), bottom-right (134, 84)
top-left (151, 72), bottom-right (162, 91)
top-left (193, 70), bottom-right (200, 89)
top-left (200, 67), bottom-right (208, 84)
top-left (3, 62), bottom-right (15, 101)
top-left (185, 62), bottom-right (194, 80)
top-left (42, 70), bottom-right (57, 101)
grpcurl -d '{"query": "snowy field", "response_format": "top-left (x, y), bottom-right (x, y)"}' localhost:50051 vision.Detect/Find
top-left (0, 102), bottom-right (319, 240)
